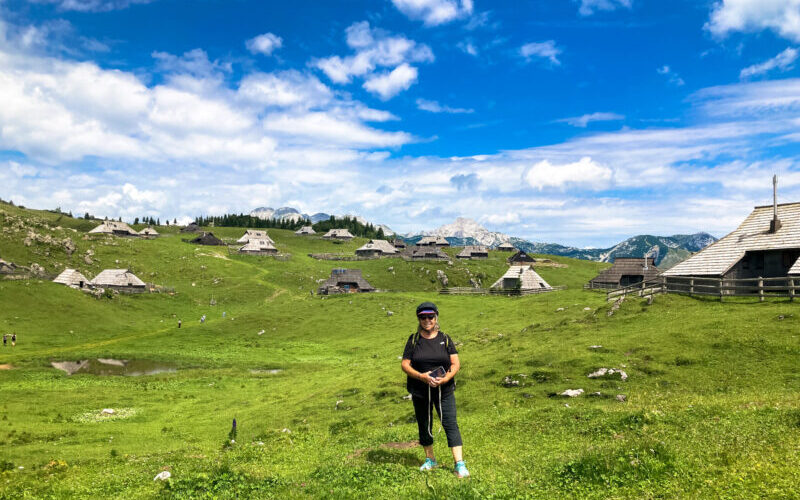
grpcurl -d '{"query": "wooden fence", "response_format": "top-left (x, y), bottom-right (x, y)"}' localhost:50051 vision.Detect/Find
top-left (605, 276), bottom-right (800, 302)
top-left (440, 286), bottom-right (567, 296)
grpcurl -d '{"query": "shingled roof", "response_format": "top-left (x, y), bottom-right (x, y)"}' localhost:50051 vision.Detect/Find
top-left (237, 230), bottom-right (273, 244)
top-left (139, 227), bottom-right (159, 236)
top-left (508, 250), bottom-right (535, 264)
top-left (322, 228), bottom-right (355, 240)
top-left (318, 268), bottom-right (375, 294)
top-left (417, 236), bottom-right (449, 246)
top-left (590, 257), bottom-right (661, 285)
top-left (356, 239), bottom-right (397, 255)
top-left (497, 242), bottom-right (515, 251)
top-left (491, 265), bottom-right (552, 290)
top-left (664, 202), bottom-right (800, 277)
top-left (53, 268), bottom-right (89, 287)
top-left (457, 246), bottom-right (489, 258)
top-left (88, 220), bottom-right (139, 236)
top-left (405, 246), bottom-right (449, 260)
top-left (189, 232), bottom-right (226, 246)
top-left (89, 269), bottom-right (146, 289)
top-left (238, 239), bottom-right (278, 254)
top-left (295, 226), bottom-right (316, 235)
top-left (181, 222), bottom-right (201, 233)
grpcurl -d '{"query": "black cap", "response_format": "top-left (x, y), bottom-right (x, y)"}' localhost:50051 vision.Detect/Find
top-left (416, 301), bottom-right (438, 316)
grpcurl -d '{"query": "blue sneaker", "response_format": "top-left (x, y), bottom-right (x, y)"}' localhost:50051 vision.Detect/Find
top-left (454, 460), bottom-right (470, 478)
top-left (419, 458), bottom-right (437, 471)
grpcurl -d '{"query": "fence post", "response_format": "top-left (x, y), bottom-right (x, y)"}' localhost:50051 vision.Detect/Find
top-left (662, 277), bottom-right (667, 295)
top-left (758, 277), bottom-right (764, 302)
top-left (689, 278), bottom-right (694, 296)
top-left (791, 278), bottom-right (795, 302)
top-left (719, 278), bottom-right (724, 302)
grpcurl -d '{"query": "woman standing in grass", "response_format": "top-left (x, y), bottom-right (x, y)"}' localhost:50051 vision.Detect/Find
top-left (401, 302), bottom-right (469, 478)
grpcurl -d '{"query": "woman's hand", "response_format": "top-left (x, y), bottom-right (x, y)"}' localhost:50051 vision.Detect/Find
top-left (420, 372), bottom-right (440, 387)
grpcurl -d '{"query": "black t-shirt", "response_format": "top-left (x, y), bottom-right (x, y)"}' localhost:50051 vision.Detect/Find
top-left (402, 331), bottom-right (458, 397)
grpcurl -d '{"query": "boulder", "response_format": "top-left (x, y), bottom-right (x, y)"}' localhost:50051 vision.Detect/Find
top-left (560, 389), bottom-right (584, 397)
top-left (588, 368), bottom-right (628, 381)
top-left (436, 269), bottom-right (449, 286)
top-left (30, 263), bottom-right (45, 276)
top-left (616, 394), bottom-right (627, 402)
top-left (502, 376), bottom-right (520, 387)
top-left (154, 471), bottom-right (171, 481)
top-left (101, 408), bottom-right (115, 415)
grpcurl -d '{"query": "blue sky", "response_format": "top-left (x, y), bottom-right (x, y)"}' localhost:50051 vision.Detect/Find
top-left (2, 0), bottom-right (800, 247)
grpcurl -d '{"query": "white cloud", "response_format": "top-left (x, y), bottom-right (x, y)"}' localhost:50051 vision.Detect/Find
top-left (740, 47), bottom-right (798, 79)
top-left (391, 0), bottom-right (473, 26)
top-left (558, 112), bottom-right (624, 127)
top-left (362, 63), bottom-right (418, 100)
top-left (457, 40), bottom-right (478, 56)
top-left (238, 70), bottom-right (332, 108)
top-left (312, 21), bottom-right (433, 87)
top-left (691, 78), bottom-right (800, 117)
top-left (245, 32), bottom-right (282, 56)
top-left (482, 212), bottom-right (520, 225)
top-left (577, 0), bottom-right (632, 17)
top-left (657, 65), bottom-right (685, 86)
top-left (262, 112), bottom-right (412, 147)
top-left (706, 0), bottom-right (800, 42)
top-left (524, 157), bottom-right (613, 190)
top-left (520, 40), bottom-right (562, 65)
top-left (29, 0), bottom-right (153, 12)
top-left (416, 98), bottom-right (474, 114)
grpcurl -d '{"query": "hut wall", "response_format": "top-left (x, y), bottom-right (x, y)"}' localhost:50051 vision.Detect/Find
top-left (724, 249), bottom-right (800, 279)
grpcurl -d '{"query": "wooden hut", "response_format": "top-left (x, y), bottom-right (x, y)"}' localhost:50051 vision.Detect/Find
top-left (189, 232), bottom-right (225, 246)
top-left (664, 201), bottom-right (800, 280)
top-left (497, 242), bottom-right (515, 252)
top-left (139, 227), bottom-right (159, 238)
top-left (508, 250), bottom-right (535, 264)
top-left (238, 239), bottom-right (278, 255)
top-left (355, 239), bottom-right (397, 258)
top-left (53, 268), bottom-right (89, 288)
top-left (589, 257), bottom-right (660, 289)
top-left (295, 226), bottom-right (316, 235)
top-left (491, 265), bottom-right (552, 291)
top-left (181, 222), bottom-right (201, 233)
top-left (89, 269), bottom-right (146, 293)
top-left (417, 236), bottom-right (450, 247)
top-left (237, 230), bottom-right (273, 244)
top-left (0, 258), bottom-right (17, 274)
top-left (88, 220), bottom-right (139, 237)
top-left (317, 268), bottom-right (375, 295)
top-left (405, 246), bottom-right (449, 261)
top-left (322, 228), bottom-right (355, 240)
top-left (456, 246), bottom-right (489, 259)
top-left (391, 237), bottom-right (407, 249)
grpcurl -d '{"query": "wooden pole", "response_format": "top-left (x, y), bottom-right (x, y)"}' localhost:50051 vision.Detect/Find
top-left (790, 278), bottom-right (795, 302)
top-left (689, 278), bottom-right (694, 296)
top-left (719, 278), bottom-right (724, 302)
top-left (759, 277), bottom-right (764, 302)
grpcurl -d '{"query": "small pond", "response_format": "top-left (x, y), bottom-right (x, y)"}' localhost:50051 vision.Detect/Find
top-left (51, 359), bottom-right (177, 376)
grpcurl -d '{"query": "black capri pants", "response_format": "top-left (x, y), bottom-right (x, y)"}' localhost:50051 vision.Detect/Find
top-left (412, 389), bottom-right (463, 447)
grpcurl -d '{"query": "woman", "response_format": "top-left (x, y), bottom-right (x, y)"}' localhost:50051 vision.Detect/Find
top-left (401, 302), bottom-right (469, 478)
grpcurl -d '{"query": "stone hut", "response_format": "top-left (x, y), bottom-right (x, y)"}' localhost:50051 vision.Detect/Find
top-left (189, 232), bottom-right (226, 246)
top-left (89, 269), bottom-right (146, 293)
top-left (322, 228), bottom-right (355, 240)
top-left (318, 268), bottom-right (375, 295)
top-left (589, 257), bottom-right (661, 289)
top-left (295, 226), bottom-right (316, 235)
top-left (355, 239), bottom-right (398, 258)
top-left (457, 246), bottom-right (489, 259)
top-left (53, 268), bottom-right (90, 289)
top-left (88, 220), bottom-right (139, 237)
top-left (238, 239), bottom-right (278, 255)
top-left (491, 265), bottom-right (552, 291)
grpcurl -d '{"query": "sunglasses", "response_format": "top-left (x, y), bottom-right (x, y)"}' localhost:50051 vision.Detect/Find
top-left (417, 314), bottom-right (436, 320)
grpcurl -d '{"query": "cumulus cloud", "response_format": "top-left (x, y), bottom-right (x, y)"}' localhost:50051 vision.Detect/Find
top-left (706, 0), bottom-right (800, 42)
top-left (312, 21), bottom-right (433, 90)
top-left (520, 40), bottom-right (562, 65)
top-left (238, 70), bottom-right (332, 108)
top-left (657, 65), bottom-right (685, 86)
top-left (740, 47), bottom-right (798, 79)
top-left (391, 0), bottom-right (474, 26)
top-left (362, 63), bottom-right (418, 100)
top-left (557, 112), bottom-right (624, 127)
top-left (245, 32), bottom-right (282, 56)
top-left (524, 157), bottom-right (613, 190)
top-left (577, 0), bottom-right (632, 17)
top-left (416, 98), bottom-right (474, 114)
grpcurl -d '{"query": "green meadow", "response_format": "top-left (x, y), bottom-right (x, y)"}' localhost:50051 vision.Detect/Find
top-left (1, 202), bottom-right (799, 499)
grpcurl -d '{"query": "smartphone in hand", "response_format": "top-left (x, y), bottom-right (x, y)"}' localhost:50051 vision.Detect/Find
top-left (429, 366), bottom-right (446, 379)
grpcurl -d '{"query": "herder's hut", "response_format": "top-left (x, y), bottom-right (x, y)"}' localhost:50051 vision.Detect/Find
top-left (0, 258), bottom-right (17, 274)
top-left (589, 257), bottom-right (660, 289)
top-left (417, 236), bottom-right (450, 247)
top-left (88, 220), bottom-right (139, 237)
top-left (322, 228), bottom-right (355, 240)
top-left (317, 268), bottom-right (375, 295)
top-left (139, 227), bottom-right (159, 238)
top-left (189, 232), bottom-right (225, 246)
top-left (406, 246), bottom-right (449, 261)
top-left (89, 269), bottom-right (146, 293)
top-left (237, 230), bottom-right (273, 244)
top-left (663, 201), bottom-right (800, 280)
top-left (53, 268), bottom-right (89, 289)
top-left (491, 265), bottom-right (552, 291)
top-left (457, 246), bottom-right (489, 259)
top-left (238, 239), bottom-right (278, 255)
top-left (391, 237), bottom-right (407, 250)
top-left (295, 226), bottom-right (316, 235)
top-left (355, 239), bottom-right (397, 258)
top-left (508, 250), bottom-right (535, 264)
top-left (181, 222), bottom-right (201, 233)
top-left (497, 242), bottom-right (515, 252)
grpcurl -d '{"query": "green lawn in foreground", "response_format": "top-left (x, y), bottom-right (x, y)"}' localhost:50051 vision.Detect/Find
top-left (0, 202), bottom-right (799, 499)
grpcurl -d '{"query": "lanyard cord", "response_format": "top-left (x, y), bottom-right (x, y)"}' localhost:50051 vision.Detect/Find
top-left (427, 384), bottom-right (444, 439)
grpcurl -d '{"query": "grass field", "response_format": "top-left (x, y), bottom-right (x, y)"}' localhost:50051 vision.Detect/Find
top-left (1, 202), bottom-right (799, 499)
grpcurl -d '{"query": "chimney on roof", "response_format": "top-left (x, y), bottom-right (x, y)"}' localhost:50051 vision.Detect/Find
top-left (770, 174), bottom-right (782, 233)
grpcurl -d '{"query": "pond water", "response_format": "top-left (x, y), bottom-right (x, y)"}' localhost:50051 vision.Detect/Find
top-left (51, 359), bottom-right (177, 376)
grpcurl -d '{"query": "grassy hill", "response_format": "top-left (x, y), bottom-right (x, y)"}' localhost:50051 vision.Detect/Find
top-left (0, 201), bottom-right (798, 499)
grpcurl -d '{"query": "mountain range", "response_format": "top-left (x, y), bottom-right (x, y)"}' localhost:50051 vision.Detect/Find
top-left (249, 207), bottom-right (395, 235)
